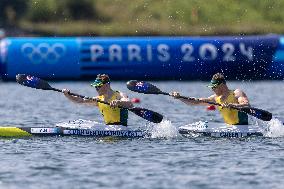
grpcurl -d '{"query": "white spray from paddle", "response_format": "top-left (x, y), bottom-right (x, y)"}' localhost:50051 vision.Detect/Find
top-left (263, 118), bottom-right (284, 137)
top-left (149, 120), bottom-right (179, 139)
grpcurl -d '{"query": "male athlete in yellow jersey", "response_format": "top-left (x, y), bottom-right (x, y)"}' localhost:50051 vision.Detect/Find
top-left (62, 74), bottom-right (133, 126)
top-left (171, 73), bottom-right (250, 125)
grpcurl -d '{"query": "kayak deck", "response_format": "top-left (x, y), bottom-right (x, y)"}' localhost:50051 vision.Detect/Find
top-left (0, 126), bottom-right (146, 138)
top-left (178, 121), bottom-right (264, 137)
top-left (0, 120), bottom-right (267, 138)
top-left (0, 119), bottom-right (146, 138)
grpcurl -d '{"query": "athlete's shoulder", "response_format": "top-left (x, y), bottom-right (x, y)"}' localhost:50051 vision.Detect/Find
top-left (207, 94), bottom-right (216, 101)
top-left (116, 91), bottom-right (129, 99)
top-left (233, 89), bottom-right (247, 98)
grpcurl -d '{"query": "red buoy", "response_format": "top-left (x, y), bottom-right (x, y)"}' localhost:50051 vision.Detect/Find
top-left (206, 105), bottom-right (216, 111)
top-left (131, 98), bottom-right (141, 103)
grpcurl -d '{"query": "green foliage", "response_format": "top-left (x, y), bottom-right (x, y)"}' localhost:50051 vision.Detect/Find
top-left (26, 0), bottom-right (96, 22)
top-left (0, 0), bottom-right (28, 26)
top-left (26, 0), bottom-right (58, 22)
top-left (6, 0), bottom-right (284, 35)
top-left (59, 0), bottom-right (96, 20)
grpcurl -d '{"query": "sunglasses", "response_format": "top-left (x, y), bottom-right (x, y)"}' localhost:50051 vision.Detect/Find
top-left (211, 84), bottom-right (219, 90)
top-left (95, 85), bottom-right (103, 90)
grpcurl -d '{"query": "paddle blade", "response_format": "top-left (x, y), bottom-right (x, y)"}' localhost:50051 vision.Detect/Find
top-left (16, 74), bottom-right (52, 90)
top-left (127, 80), bottom-right (164, 94)
top-left (130, 107), bottom-right (163, 123)
top-left (240, 107), bottom-right (272, 121)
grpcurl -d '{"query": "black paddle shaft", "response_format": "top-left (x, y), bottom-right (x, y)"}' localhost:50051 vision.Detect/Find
top-left (16, 74), bottom-right (163, 123)
top-left (176, 95), bottom-right (272, 121)
top-left (126, 80), bottom-right (273, 121)
top-left (53, 87), bottom-right (163, 123)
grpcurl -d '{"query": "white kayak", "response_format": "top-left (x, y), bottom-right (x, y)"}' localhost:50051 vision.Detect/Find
top-left (0, 119), bottom-right (269, 138)
top-left (0, 119), bottom-right (146, 138)
top-left (178, 121), bottom-right (264, 138)
top-left (55, 119), bottom-right (146, 138)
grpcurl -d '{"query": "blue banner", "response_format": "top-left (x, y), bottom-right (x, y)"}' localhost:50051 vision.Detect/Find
top-left (0, 35), bottom-right (280, 80)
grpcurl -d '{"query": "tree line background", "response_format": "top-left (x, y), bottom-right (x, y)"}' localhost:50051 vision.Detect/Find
top-left (1, 0), bottom-right (284, 36)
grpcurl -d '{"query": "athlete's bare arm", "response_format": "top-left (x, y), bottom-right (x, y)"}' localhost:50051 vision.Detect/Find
top-left (233, 89), bottom-right (250, 107)
top-left (62, 89), bottom-right (98, 106)
top-left (110, 92), bottom-right (133, 108)
top-left (170, 91), bottom-right (216, 106)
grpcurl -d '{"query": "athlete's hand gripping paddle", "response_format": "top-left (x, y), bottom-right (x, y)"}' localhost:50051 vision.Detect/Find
top-left (16, 74), bottom-right (163, 123)
top-left (126, 80), bottom-right (272, 122)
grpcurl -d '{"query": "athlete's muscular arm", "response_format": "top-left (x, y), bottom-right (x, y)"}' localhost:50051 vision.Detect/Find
top-left (234, 89), bottom-right (250, 106)
top-left (110, 92), bottom-right (133, 108)
top-left (62, 89), bottom-right (98, 106)
top-left (170, 91), bottom-right (216, 106)
top-left (198, 95), bottom-right (216, 106)
top-left (229, 89), bottom-right (250, 108)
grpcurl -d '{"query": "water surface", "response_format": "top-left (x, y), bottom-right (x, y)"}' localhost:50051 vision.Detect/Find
top-left (0, 81), bottom-right (284, 189)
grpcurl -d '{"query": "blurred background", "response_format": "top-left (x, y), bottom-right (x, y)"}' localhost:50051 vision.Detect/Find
top-left (0, 0), bottom-right (284, 81)
top-left (1, 0), bottom-right (284, 37)
top-left (1, 3), bottom-right (284, 189)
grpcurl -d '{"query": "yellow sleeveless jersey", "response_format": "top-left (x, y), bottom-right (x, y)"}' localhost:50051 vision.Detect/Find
top-left (97, 91), bottom-right (128, 126)
top-left (215, 91), bottom-right (248, 125)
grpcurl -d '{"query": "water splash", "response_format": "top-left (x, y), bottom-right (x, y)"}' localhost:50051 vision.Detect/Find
top-left (148, 120), bottom-right (179, 139)
top-left (263, 118), bottom-right (284, 138)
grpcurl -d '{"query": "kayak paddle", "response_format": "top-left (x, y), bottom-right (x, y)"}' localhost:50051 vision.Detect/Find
top-left (16, 74), bottom-right (163, 123)
top-left (126, 80), bottom-right (273, 122)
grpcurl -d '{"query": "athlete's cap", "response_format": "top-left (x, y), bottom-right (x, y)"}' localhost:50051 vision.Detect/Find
top-left (91, 74), bottom-right (110, 87)
top-left (207, 78), bottom-right (226, 88)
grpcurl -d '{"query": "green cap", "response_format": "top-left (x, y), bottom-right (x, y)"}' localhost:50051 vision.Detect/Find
top-left (91, 74), bottom-right (110, 87)
top-left (207, 78), bottom-right (225, 88)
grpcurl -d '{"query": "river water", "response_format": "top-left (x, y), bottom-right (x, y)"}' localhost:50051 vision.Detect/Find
top-left (0, 81), bottom-right (284, 189)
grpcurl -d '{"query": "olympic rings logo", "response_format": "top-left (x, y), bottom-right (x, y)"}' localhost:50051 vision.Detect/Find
top-left (21, 43), bottom-right (66, 64)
